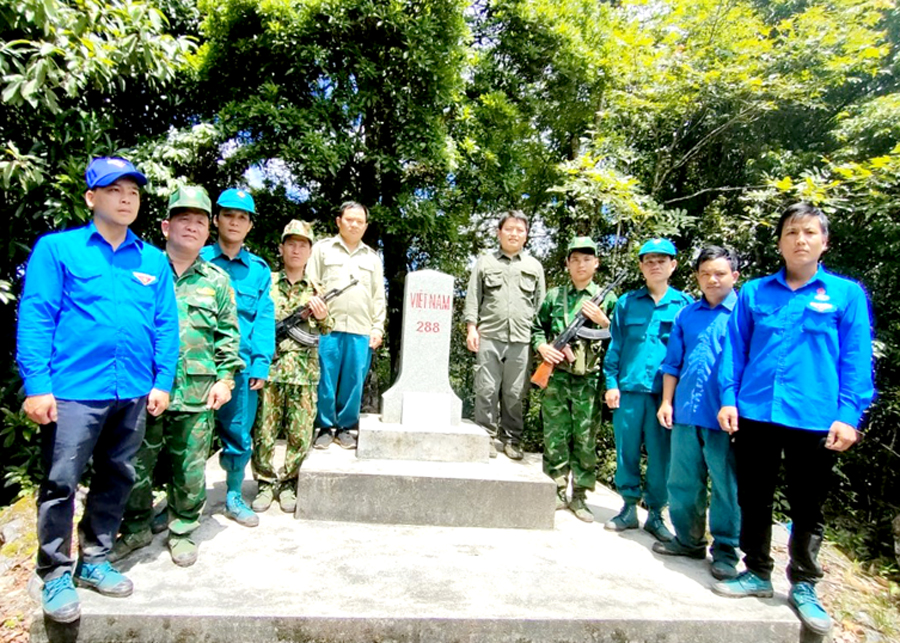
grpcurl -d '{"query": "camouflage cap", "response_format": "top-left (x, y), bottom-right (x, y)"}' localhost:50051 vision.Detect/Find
top-left (168, 185), bottom-right (212, 216)
top-left (281, 219), bottom-right (314, 243)
top-left (567, 236), bottom-right (597, 256)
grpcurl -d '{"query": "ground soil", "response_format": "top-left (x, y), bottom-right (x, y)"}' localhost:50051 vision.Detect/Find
top-left (1, 495), bottom-right (897, 643)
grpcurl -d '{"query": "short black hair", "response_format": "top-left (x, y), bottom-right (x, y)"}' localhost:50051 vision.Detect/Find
top-left (497, 210), bottom-right (529, 232)
top-left (775, 202), bottom-right (829, 239)
top-left (338, 201), bottom-right (369, 221)
top-left (694, 245), bottom-right (739, 272)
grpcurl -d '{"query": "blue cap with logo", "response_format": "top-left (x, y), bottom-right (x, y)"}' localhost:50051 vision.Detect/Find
top-left (85, 157), bottom-right (147, 190)
top-left (638, 238), bottom-right (677, 257)
top-left (216, 188), bottom-right (256, 215)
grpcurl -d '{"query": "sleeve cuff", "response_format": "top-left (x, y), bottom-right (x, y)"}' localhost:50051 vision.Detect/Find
top-left (152, 375), bottom-right (174, 393)
top-left (248, 363), bottom-right (270, 380)
top-left (720, 390), bottom-right (737, 407)
top-left (23, 378), bottom-right (53, 397)
top-left (604, 376), bottom-right (618, 390)
top-left (660, 364), bottom-right (680, 377)
top-left (836, 407), bottom-right (862, 429)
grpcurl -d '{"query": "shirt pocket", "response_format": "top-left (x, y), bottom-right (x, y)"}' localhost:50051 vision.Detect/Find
top-left (802, 308), bottom-right (838, 335)
top-left (187, 296), bottom-right (217, 330)
top-left (750, 301), bottom-right (782, 331)
top-left (64, 264), bottom-right (104, 305)
top-left (658, 311), bottom-right (678, 343)
top-left (623, 314), bottom-right (648, 339)
top-left (357, 262), bottom-right (374, 288)
top-left (232, 282), bottom-right (259, 316)
top-left (484, 270), bottom-right (504, 289)
top-left (518, 270), bottom-right (539, 307)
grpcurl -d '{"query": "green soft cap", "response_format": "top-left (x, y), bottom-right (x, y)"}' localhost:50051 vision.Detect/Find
top-left (567, 236), bottom-right (597, 255)
top-left (168, 185), bottom-right (212, 216)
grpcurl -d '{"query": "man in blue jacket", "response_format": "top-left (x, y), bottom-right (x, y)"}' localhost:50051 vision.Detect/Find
top-left (201, 189), bottom-right (275, 528)
top-left (17, 157), bottom-right (180, 622)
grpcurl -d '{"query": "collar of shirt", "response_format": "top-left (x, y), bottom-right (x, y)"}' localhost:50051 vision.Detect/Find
top-left (494, 248), bottom-right (522, 262)
top-left (209, 241), bottom-right (250, 266)
top-left (771, 265), bottom-right (827, 291)
top-left (567, 281), bottom-right (599, 297)
top-left (634, 285), bottom-right (682, 306)
top-left (170, 255), bottom-right (209, 281)
top-left (85, 220), bottom-right (141, 252)
top-left (331, 235), bottom-right (371, 256)
top-left (698, 289), bottom-right (737, 311)
top-left (276, 270), bottom-right (310, 291)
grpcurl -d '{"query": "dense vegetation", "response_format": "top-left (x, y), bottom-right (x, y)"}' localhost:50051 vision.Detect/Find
top-left (1, 0), bottom-right (898, 568)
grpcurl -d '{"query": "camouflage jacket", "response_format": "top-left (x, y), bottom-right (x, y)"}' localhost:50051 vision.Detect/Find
top-left (532, 282), bottom-right (618, 377)
top-left (170, 256), bottom-right (244, 412)
top-left (269, 271), bottom-right (334, 386)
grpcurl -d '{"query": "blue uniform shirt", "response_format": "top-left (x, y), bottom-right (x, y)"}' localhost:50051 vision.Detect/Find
top-left (661, 290), bottom-right (737, 430)
top-left (200, 243), bottom-right (275, 380)
top-left (16, 222), bottom-right (179, 400)
top-left (604, 286), bottom-right (693, 393)
top-left (719, 267), bottom-right (874, 431)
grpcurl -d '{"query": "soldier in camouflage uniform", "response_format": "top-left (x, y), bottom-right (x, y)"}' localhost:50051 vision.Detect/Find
top-left (112, 186), bottom-right (243, 567)
top-left (533, 237), bottom-right (617, 523)
top-left (251, 220), bottom-right (332, 514)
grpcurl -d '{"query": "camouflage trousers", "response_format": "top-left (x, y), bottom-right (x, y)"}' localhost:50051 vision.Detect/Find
top-left (541, 370), bottom-right (599, 491)
top-left (252, 382), bottom-right (315, 485)
top-left (121, 410), bottom-right (214, 538)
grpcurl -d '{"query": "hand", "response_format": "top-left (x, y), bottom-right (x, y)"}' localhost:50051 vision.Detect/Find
top-left (825, 421), bottom-right (858, 452)
top-left (537, 343), bottom-right (565, 365)
top-left (605, 388), bottom-right (620, 409)
top-left (718, 405), bottom-right (739, 434)
top-left (308, 296), bottom-right (327, 321)
top-left (249, 378), bottom-right (266, 391)
top-left (466, 325), bottom-right (480, 353)
top-left (657, 400), bottom-right (674, 429)
top-left (369, 332), bottom-right (383, 350)
top-left (24, 394), bottom-right (57, 425)
top-left (581, 300), bottom-right (610, 327)
top-left (207, 381), bottom-right (233, 410)
top-left (147, 389), bottom-right (170, 417)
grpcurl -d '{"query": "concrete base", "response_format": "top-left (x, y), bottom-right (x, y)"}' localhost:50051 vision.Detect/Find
top-left (29, 445), bottom-right (802, 643)
top-left (356, 413), bottom-right (490, 463)
top-left (296, 442), bottom-right (555, 529)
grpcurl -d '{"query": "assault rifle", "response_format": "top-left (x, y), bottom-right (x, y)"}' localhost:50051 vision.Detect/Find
top-left (275, 278), bottom-right (359, 347)
top-left (530, 270), bottom-right (627, 389)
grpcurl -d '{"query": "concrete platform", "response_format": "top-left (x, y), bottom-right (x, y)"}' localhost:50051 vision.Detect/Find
top-left (357, 414), bottom-right (491, 463)
top-left (297, 437), bottom-right (555, 529)
top-left (31, 445), bottom-right (802, 643)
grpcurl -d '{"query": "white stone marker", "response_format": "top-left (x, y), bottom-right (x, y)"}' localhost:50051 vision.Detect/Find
top-left (381, 269), bottom-right (462, 426)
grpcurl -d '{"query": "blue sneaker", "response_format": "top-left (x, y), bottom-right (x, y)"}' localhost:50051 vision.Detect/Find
top-left (225, 491), bottom-right (260, 527)
top-left (74, 560), bottom-right (133, 597)
top-left (789, 582), bottom-right (832, 635)
top-left (42, 573), bottom-right (81, 623)
top-left (711, 570), bottom-right (774, 598)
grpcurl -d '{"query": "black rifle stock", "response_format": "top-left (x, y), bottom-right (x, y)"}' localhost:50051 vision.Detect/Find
top-left (530, 270), bottom-right (627, 389)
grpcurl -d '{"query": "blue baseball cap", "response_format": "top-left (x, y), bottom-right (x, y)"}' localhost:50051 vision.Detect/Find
top-left (216, 188), bottom-right (256, 215)
top-left (85, 157), bottom-right (147, 189)
top-left (639, 238), bottom-right (677, 257)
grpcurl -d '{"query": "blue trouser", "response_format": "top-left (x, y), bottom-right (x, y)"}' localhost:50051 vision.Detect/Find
top-left (217, 371), bottom-right (257, 473)
top-left (37, 397), bottom-right (147, 580)
top-left (612, 391), bottom-right (670, 511)
top-left (668, 424), bottom-right (740, 565)
top-left (316, 331), bottom-right (372, 430)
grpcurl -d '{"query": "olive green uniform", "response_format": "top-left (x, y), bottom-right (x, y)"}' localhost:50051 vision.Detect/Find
top-left (121, 257), bottom-right (243, 540)
top-left (253, 271), bottom-right (333, 488)
top-left (533, 283), bottom-right (617, 492)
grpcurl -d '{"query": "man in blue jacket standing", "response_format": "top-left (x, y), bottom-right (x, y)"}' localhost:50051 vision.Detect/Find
top-left (17, 157), bottom-right (180, 622)
top-left (201, 189), bottom-right (275, 528)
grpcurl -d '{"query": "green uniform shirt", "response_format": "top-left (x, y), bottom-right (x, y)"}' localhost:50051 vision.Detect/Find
top-left (532, 282), bottom-right (617, 376)
top-left (169, 256), bottom-right (244, 412)
top-left (464, 249), bottom-right (546, 344)
top-left (269, 271), bottom-right (335, 386)
top-left (603, 286), bottom-right (693, 393)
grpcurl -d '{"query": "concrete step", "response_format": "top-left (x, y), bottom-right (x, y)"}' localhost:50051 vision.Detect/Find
top-left (356, 414), bottom-right (491, 464)
top-left (297, 441), bottom-right (556, 530)
top-left (29, 445), bottom-right (802, 643)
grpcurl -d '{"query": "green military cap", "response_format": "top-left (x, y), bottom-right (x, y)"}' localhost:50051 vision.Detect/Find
top-left (168, 185), bottom-right (212, 216)
top-left (567, 236), bottom-right (597, 256)
top-left (281, 219), bottom-right (315, 243)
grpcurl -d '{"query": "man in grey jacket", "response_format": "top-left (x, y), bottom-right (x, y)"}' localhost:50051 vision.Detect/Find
top-left (464, 211), bottom-right (545, 459)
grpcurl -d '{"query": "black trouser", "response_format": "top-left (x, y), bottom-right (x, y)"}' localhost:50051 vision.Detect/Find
top-left (37, 397), bottom-right (148, 580)
top-left (734, 419), bottom-right (833, 584)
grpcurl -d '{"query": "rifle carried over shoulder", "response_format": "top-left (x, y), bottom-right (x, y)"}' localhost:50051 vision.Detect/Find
top-left (275, 278), bottom-right (359, 347)
top-left (530, 270), bottom-right (627, 389)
